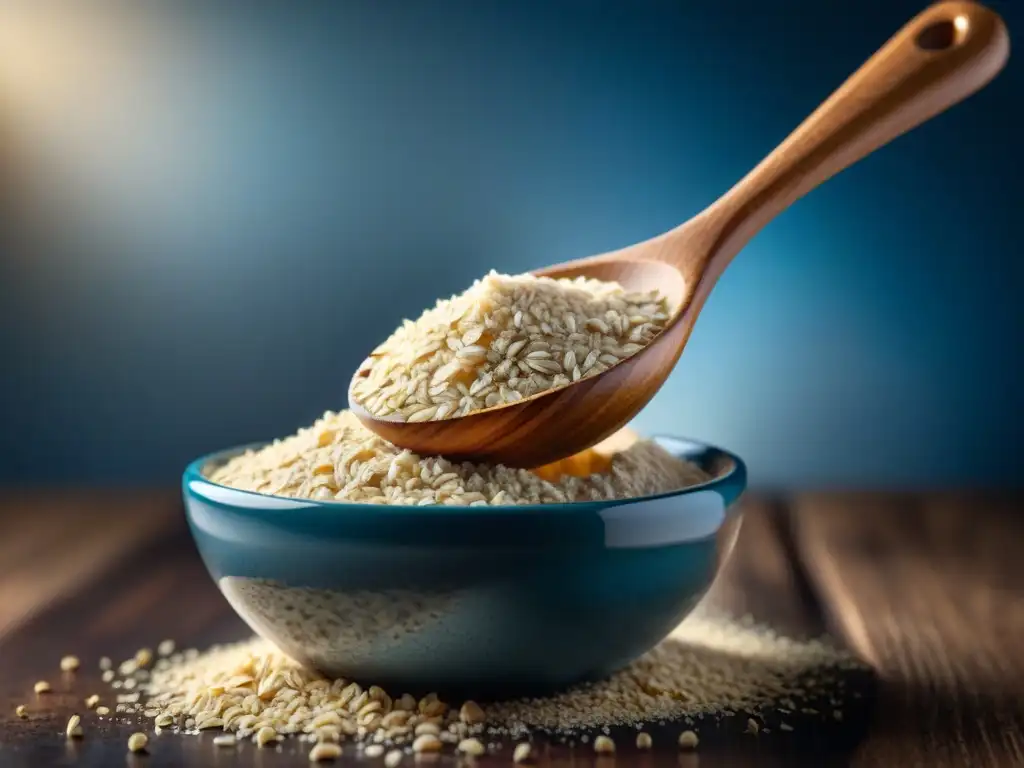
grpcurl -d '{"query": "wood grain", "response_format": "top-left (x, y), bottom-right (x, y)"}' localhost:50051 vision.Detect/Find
top-left (0, 490), bottom-right (179, 640)
top-left (350, 1), bottom-right (1009, 469)
top-left (793, 491), bottom-right (1024, 768)
top-left (707, 496), bottom-right (832, 642)
top-left (2, 489), bottom-right (1023, 767)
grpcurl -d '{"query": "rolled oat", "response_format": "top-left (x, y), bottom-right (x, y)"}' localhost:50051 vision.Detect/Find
top-left (95, 609), bottom-right (857, 760)
top-left (351, 271), bottom-right (670, 421)
top-left (209, 410), bottom-right (707, 505)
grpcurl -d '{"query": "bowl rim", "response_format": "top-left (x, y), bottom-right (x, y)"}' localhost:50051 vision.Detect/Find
top-left (183, 434), bottom-right (747, 516)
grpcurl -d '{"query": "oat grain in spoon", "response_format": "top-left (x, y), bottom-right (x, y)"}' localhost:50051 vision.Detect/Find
top-left (350, 271), bottom-right (673, 422)
top-left (350, 1), bottom-right (1008, 468)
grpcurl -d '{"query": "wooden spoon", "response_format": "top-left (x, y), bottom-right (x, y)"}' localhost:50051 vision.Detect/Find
top-left (350, 1), bottom-right (1009, 468)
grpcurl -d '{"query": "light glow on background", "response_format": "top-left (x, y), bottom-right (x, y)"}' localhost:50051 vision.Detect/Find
top-left (0, 0), bottom-right (1020, 487)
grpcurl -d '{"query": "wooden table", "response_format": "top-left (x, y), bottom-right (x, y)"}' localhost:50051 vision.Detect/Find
top-left (1, 490), bottom-right (1022, 767)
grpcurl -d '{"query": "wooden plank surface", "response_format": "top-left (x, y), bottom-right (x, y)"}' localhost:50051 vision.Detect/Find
top-left (0, 490), bottom-right (179, 640)
top-left (1, 490), bottom-right (1020, 767)
top-left (793, 492), bottom-right (1024, 767)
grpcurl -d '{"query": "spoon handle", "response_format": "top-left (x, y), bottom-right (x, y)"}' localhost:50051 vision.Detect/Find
top-left (681, 1), bottom-right (1008, 281)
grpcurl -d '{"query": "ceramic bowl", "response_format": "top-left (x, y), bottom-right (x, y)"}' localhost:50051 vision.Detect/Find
top-left (182, 435), bottom-right (746, 697)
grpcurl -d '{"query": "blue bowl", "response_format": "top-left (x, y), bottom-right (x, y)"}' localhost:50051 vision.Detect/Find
top-left (182, 435), bottom-right (746, 698)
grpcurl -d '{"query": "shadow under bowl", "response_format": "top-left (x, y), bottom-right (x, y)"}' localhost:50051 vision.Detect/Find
top-left (182, 436), bottom-right (746, 699)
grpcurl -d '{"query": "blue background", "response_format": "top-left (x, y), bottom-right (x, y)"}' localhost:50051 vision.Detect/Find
top-left (0, 0), bottom-right (1020, 488)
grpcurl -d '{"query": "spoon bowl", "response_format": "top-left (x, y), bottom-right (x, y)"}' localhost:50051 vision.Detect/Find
top-left (183, 433), bottom-right (745, 697)
top-left (349, 255), bottom-right (695, 468)
top-left (351, 1), bottom-right (1009, 468)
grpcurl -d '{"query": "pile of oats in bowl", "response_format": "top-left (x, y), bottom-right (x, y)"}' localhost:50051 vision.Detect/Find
top-left (208, 409), bottom-right (708, 504)
top-left (349, 271), bottom-right (671, 422)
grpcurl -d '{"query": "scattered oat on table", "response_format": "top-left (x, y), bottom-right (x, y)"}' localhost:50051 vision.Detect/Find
top-left (678, 730), bottom-right (699, 750)
top-left (33, 681), bottom-right (50, 694)
top-left (414, 723), bottom-right (440, 737)
top-left (350, 271), bottom-right (671, 422)
top-left (15, 705), bottom-right (27, 719)
top-left (412, 734), bottom-right (442, 753)
top-left (309, 742), bottom-right (342, 762)
top-left (636, 732), bottom-right (652, 749)
top-left (593, 735), bottom-right (615, 753)
top-left (127, 732), bottom-right (148, 753)
top-left (256, 726), bottom-right (278, 747)
top-left (87, 610), bottom-right (858, 759)
top-left (512, 742), bottom-right (533, 763)
top-left (459, 700), bottom-right (486, 725)
top-left (458, 738), bottom-right (486, 757)
top-left (134, 648), bottom-right (153, 668)
top-left (95, 706), bottom-right (110, 716)
top-left (66, 715), bottom-right (83, 739)
top-left (60, 655), bottom-right (80, 672)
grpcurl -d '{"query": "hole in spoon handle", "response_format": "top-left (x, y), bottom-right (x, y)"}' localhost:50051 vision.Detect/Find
top-left (915, 18), bottom-right (963, 51)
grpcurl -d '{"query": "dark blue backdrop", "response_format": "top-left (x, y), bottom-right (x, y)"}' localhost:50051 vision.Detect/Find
top-left (1, 1), bottom-right (1020, 487)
